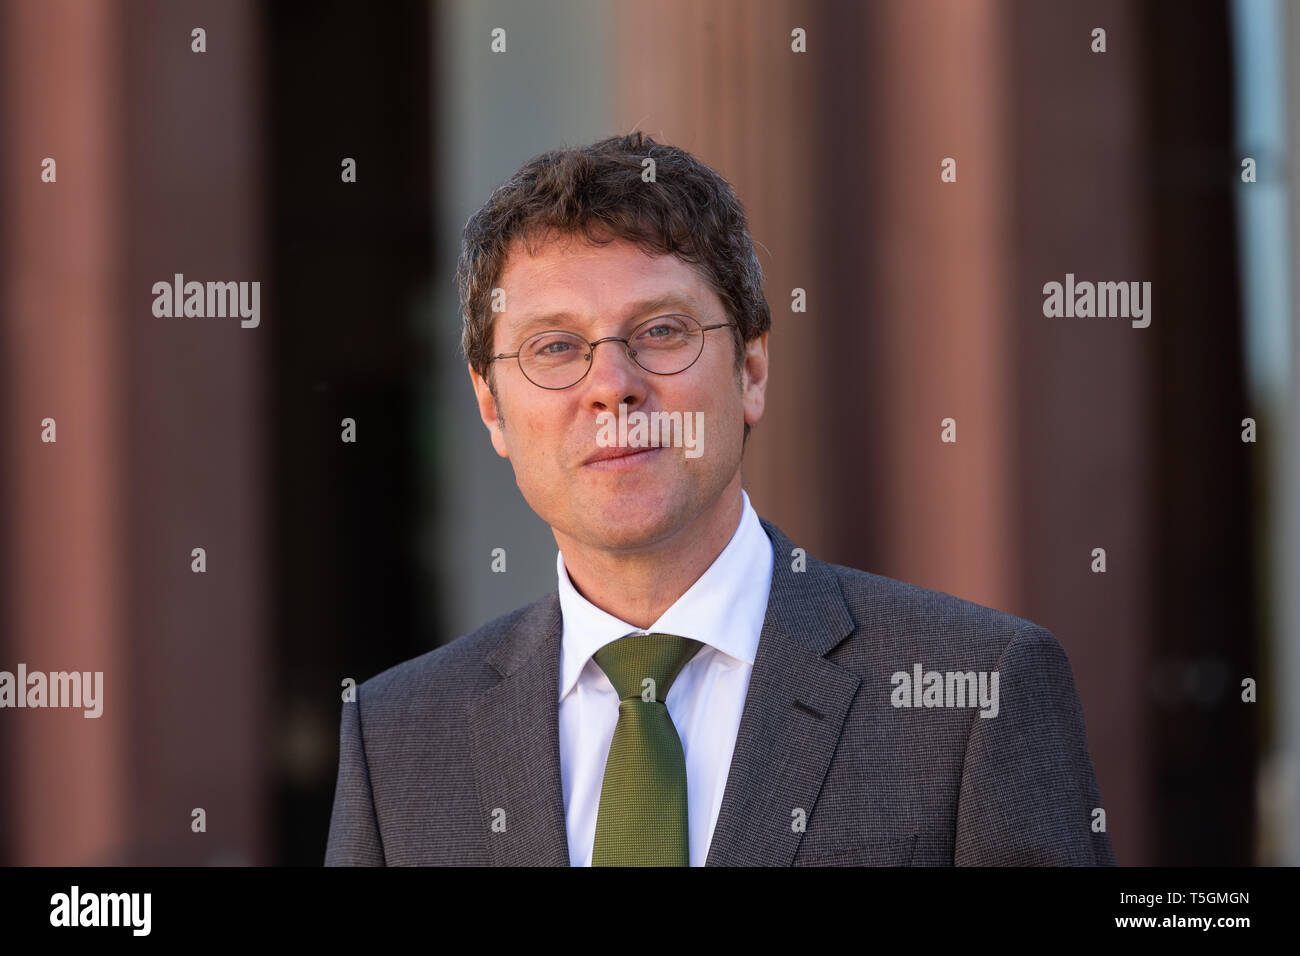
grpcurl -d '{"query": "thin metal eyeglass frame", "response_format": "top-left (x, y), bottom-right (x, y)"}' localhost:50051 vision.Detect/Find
top-left (487, 314), bottom-right (737, 390)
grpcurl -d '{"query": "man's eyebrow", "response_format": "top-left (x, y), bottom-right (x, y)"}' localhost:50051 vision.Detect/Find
top-left (506, 294), bottom-right (701, 340)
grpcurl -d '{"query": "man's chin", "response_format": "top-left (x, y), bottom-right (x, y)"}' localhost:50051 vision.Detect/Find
top-left (577, 508), bottom-right (683, 552)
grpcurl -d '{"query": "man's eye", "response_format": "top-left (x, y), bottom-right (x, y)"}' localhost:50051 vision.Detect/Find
top-left (635, 319), bottom-right (689, 346)
top-left (535, 340), bottom-right (575, 355)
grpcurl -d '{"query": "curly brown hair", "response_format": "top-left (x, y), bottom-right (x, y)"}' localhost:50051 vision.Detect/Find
top-left (455, 132), bottom-right (771, 442)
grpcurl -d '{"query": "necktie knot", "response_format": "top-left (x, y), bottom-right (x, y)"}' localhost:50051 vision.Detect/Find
top-left (593, 632), bottom-right (703, 703)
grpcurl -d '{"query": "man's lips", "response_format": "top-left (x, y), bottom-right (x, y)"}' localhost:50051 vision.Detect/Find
top-left (582, 445), bottom-right (663, 466)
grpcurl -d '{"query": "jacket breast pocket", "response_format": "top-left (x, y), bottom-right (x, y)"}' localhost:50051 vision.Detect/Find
top-left (793, 832), bottom-right (918, 867)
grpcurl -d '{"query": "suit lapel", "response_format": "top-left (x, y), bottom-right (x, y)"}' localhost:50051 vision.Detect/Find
top-left (466, 592), bottom-right (572, 866)
top-left (705, 518), bottom-right (861, 865)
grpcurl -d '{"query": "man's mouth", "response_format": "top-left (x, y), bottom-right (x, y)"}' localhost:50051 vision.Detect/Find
top-left (582, 446), bottom-right (663, 469)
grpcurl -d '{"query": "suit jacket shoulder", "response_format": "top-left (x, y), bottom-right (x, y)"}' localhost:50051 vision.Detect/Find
top-left (819, 557), bottom-right (1070, 693)
top-left (357, 597), bottom-right (544, 709)
top-left (760, 524), bottom-right (1115, 866)
top-left (325, 591), bottom-right (564, 866)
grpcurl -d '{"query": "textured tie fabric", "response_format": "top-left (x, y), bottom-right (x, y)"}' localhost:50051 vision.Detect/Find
top-left (590, 631), bottom-right (704, 866)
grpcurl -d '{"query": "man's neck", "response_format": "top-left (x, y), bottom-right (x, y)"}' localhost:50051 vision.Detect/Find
top-left (556, 483), bottom-right (746, 630)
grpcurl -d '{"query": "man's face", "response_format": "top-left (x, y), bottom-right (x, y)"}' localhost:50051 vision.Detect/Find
top-left (468, 233), bottom-right (768, 554)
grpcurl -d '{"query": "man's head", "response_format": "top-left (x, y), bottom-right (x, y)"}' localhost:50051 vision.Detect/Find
top-left (457, 132), bottom-right (770, 553)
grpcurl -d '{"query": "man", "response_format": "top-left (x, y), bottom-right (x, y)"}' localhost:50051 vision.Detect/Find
top-left (325, 132), bottom-right (1115, 866)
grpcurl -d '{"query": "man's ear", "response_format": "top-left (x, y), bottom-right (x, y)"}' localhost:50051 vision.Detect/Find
top-left (468, 362), bottom-right (510, 459)
top-left (741, 331), bottom-right (769, 429)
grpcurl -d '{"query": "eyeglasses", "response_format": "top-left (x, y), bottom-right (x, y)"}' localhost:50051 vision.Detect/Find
top-left (488, 313), bottom-right (736, 390)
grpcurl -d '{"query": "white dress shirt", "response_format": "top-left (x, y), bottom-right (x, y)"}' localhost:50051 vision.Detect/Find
top-left (555, 488), bottom-right (774, 866)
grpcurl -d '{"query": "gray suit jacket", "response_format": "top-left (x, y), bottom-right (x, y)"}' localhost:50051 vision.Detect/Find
top-left (325, 516), bottom-right (1115, 866)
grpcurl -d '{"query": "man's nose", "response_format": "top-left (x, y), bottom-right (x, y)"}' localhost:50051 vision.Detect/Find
top-left (581, 338), bottom-right (647, 406)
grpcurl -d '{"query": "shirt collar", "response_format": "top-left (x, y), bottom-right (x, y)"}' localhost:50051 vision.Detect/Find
top-left (556, 489), bottom-right (772, 702)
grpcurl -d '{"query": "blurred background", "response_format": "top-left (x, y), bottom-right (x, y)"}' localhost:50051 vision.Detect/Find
top-left (0, 0), bottom-right (1294, 866)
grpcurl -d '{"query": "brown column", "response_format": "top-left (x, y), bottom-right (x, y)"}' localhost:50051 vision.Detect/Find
top-left (0, 0), bottom-right (127, 865)
top-left (0, 0), bottom-right (268, 864)
top-left (1005, 0), bottom-right (1155, 866)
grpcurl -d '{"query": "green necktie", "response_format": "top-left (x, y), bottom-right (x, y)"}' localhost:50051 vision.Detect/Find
top-left (591, 632), bottom-right (704, 866)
